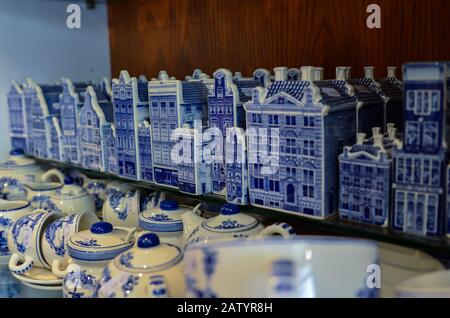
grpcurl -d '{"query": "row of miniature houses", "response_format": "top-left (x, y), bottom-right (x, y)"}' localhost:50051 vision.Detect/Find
top-left (17, 64), bottom-right (450, 239)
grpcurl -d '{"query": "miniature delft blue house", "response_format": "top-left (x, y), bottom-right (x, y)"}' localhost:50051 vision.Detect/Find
top-left (78, 86), bottom-right (114, 171)
top-left (339, 126), bottom-right (400, 226)
top-left (148, 71), bottom-right (208, 188)
top-left (7, 81), bottom-right (27, 151)
top-left (173, 125), bottom-right (212, 195)
top-left (392, 62), bottom-right (448, 237)
top-left (112, 71), bottom-right (149, 180)
top-left (208, 69), bottom-right (263, 195)
top-left (244, 66), bottom-right (357, 219)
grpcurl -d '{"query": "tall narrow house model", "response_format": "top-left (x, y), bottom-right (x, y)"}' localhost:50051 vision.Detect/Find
top-left (392, 62), bottom-right (447, 237)
top-left (112, 71), bottom-right (149, 180)
top-left (245, 66), bottom-right (357, 219)
top-left (148, 71), bottom-right (208, 188)
top-left (7, 81), bottom-right (27, 151)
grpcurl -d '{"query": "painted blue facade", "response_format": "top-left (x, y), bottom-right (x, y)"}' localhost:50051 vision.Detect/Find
top-left (23, 79), bottom-right (37, 155)
top-left (112, 71), bottom-right (148, 180)
top-left (174, 126), bottom-right (211, 195)
top-left (7, 81), bottom-right (27, 151)
top-left (245, 67), bottom-right (357, 219)
top-left (138, 120), bottom-right (153, 182)
top-left (47, 116), bottom-right (62, 160)
top-left (105, 124), bottom-right (118, 174)
top-left (148, 71), bottom-right (208, 188)
top-left (392, 62), bottom-right (447, 237)
top-left (225, 127), bottom-right (248, 205)
top-left (339, 128), bottom-right (400, 226)
top-left (79, 86), bottom-right (114, 171)
top-left (208, 69), bottom-right (261, 195)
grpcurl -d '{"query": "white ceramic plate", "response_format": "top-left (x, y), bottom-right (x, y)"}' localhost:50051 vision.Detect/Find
top-left (11, 266), bottom-right (62, 286)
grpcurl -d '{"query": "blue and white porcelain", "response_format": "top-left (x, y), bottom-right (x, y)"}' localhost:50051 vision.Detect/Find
top-left (0, 200), bottom-right (34, 262)
top-left (43, 212), bottom-right (99, 277)
top-left (392, 62), bottom-right (447, 237)
top-left (7, 81), bottom-right (27, 152)
top-left (97, 233), bottom-right (185, 298)
top-left (182, 203), bottom-right (296, 247)
top-left (244, 66), bottom-right (357, 219)
top-left (395, 270), bottom-right (450, 298)
top-left (102, 182), bottom-right (140, 228)
top-left (61, 222), bottom-right (136, 298)
top-left (8, 209), bottom-right (62, 274)
top-left (48, 175), bottom-right (95, 216)
top-left (79, 176), bottom-right (109, 219)
top-left (184, 236), bottom-right (379, 298)
top-left (24, 182), bottom-right (62, 211)
top-left (0, 263), bottom-right (20, 298)
top-left (139, 200), bottom-right (195, 248)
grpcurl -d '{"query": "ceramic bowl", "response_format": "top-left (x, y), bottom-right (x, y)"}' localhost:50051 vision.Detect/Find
top-left (396, 270), bottom-right (450, 298)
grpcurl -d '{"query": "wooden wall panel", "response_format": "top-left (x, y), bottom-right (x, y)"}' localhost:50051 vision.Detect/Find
top-left (108, 0), bottom-right (450, 80)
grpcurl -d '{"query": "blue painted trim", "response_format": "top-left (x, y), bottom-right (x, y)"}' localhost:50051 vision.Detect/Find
top-left (0, 201), bottom-right (31, 212)
top-left (139, 219), bottom-right (183, 232)
top-left (68, 243), bottom-right (133, 261)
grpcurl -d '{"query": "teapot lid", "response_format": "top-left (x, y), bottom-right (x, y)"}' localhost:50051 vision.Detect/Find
top-left (203, 204), bottom-right (260, 232)
top-left (51, 175), bottom-right (88, 199)
top-left (114, 233), bottom-right (183, 273)
top-left (0, 149), bottom-right (37, 170)
top-left (138, 200), bottom-right (190, 233)
top-left (68, 222), bottom-right (134, 261)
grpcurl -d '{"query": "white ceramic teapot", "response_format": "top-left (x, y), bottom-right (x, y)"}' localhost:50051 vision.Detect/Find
top-left (182, 203), bottom-right (296, 247)
top-left (55, 221), bottom-right (136, 298)
top-left (138, 200), bottom-right (191, 248)
top-left (0, 149), bottom-right (64, 200)
top-left (96, 233), bottom-right (185, 298)
top-left (48, 175), bottom-right (95, 216)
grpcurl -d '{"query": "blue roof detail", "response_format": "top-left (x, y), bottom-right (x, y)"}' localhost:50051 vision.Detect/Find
top-left (349, 143), bottom-right (382, 157)
top-left (314, 81), bottom-right (356, 107)
top-left (137, 76), bottom-right (149, 103)
top-left (266, 80), bottom-right (310, 100)
top-left (181, 81), bottom-right (208, 104)
top-left (233, 79), bottom-right (261, 102)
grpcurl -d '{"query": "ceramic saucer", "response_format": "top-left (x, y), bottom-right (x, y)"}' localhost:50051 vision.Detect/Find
top-left (11, 266), bottom-right (62, 286)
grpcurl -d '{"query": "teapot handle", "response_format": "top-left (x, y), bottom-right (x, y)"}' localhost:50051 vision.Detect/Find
top-left (52, 258), bottom-right (72, 278)
top-left (115, 226), bottom-right (137, 243)
top-left (9, 253), bottom-right (34, 274)
top-left (41, 169), bottom-right (65, 183)
top-left (258, 222), bottom-right (296, 238)
top-left (147, 275), bottom-right (169, 298)
top-left (192, 203), bottom-right (203, 216)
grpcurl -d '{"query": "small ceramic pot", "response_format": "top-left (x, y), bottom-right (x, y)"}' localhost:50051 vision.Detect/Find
top-left (0, 200), bottom-right (34, 258)
top-left (42, 212), bottom-right (99, 272)
top-left (58, 222), bottom-right (136, 298)
top-left (395, 270), bottom-right (450, 298)
top-left (49, 176), bottom-right (95, 216)
top-left (102, 182), bottom-right (140, 228)
top-left (139, 200), bottom-right (191, 248)
top-left (83, 178), bottom-right (108, 219)
top-left (184, 236), bottom-right (379, 298)
top-left (97, 233), bottom-right (186, 298)
top-left (24, 182), bottom-right (63, 211)
top-left (8, 209), bottom-right (62, 274)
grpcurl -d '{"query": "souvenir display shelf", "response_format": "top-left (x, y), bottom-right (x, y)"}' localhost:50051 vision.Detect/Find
top-left (32, 156), bottom-right (450, 258)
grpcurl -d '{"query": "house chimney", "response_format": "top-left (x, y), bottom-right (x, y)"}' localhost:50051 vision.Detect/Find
top-left (336, 67), bottom-right (348, 80)
top-left (274, 67), bottom-right (288, 81)
top-left (301, 66), bottom-right (315, 81)
top-left (314, 67), bottom-right (324, 81)
top-left (357, 133), bottom-right (366, 145)
top-left (387, 67), bottom-right (397, 78)
top-left (234, 72), bottom-right (243, 79)
top-left (373, 134), bottom-right (384, 150)
top-left (372, 127), bottom-right (381, 137)
top-left (345, 67), bottom-right (352, 79)
top-left (387, 124), bottom-right (397, 139)
top-left (158, 71), bottom-right (169, 81)
top-left (364, 66), bottom-right (375, 79)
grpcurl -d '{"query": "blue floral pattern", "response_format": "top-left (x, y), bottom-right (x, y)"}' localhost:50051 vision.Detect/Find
top-left (63, 269), bottom-right (97, 298)
top-left (109, 192), bottom-right (128, 221)
top-left (119, 251), bottom-right (134, 268)
top-left (213, 219), bottom-right (245, 230)
top-left (0, 177), bottom-right (26, 200)
top-left (74, 239), bottom-right (100, 247)
top-left (122, 275), bottom-right (139, 297)
top-left (44, 214), bottom-right (76, 257)
top-left (148, 214), bottom-right (173, 222)
top-left (11, 212), bottom-right (45, 253)
top-left (0, 217), bottom-right (13, 255)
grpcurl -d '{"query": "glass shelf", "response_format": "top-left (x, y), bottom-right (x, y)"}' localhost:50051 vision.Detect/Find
top-left (33, 157), bottom-right (450, 258)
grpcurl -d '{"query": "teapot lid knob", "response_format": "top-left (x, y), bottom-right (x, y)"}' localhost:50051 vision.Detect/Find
top-left (64, 175), bottom-right (74, 185)
top-left (160, 200), bottom-right (179, 211)
top-left (138, 233), bottom-right (160, 248)
top-left (220, 203), bottom-right (240, 215)
top-left (10, 149), bottom-right (24, 156)
top-left (90, 222), bottom-right (113, 234)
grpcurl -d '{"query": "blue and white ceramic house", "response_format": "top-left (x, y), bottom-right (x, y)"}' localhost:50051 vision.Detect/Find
top-left (339, 126), bottom-right (401, 226)
top-left (30, 84), bottom-right (62, 159)
top-left (224, 127), bottom-right (248, 205)
top-left (173, 125), bottom-right (211, 195)
top-left (104, 124), bottom-right (118, 174)
top-left (112, 71), bottom-right (149, 180)
top-left (47, 116), bottom-right (63, 160)
top-left (392, 62), bottom-right (447, 237)
top-left (333, 67), bottom-right (384, 136)
top-left (208, 69), bottom-right (262, 195)
top-left (22, 79), bottom-right (37, 154)
top-left (148, 71), bottom-right (208, 188)
top-left (137, 120), bottom-right (153, 182)
top-left (78, 86), bottom-right (114, 171)
top-left (7, 81), bottom-right (27, 151)
top-left (59, 78), bottom-right (89, 164)
top-left (244, 66), bottom-right (357, 218)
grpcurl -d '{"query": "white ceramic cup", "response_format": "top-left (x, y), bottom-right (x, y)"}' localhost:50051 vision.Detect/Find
top-left (42, 211), bottom-right (99, 272)
top-left (8, 209), bottom-right (62, 274)
top-left (184, 236), bottom-right (380, 298)
top-left (395, 270), bottom-right (450, 298)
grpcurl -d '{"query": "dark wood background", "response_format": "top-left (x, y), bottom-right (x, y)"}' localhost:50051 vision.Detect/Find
top-left (108, 0), bottom-right (450, 80)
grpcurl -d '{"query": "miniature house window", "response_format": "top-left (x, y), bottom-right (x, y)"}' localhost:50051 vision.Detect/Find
top-left (405, 121), bottom-right (420, 148)
top-left (406, 92), bottom-right (415, 111)
top-left (427, 194), bottom-right (438, 232)
top-left (303, 140), bottom-right (315, 157)
top-left (161, 102), bottom-right (167, 116)
top-left (341, 193), bottom-right (349, 210)
top-left (352, 195), bottom-right (360, 211)
top-left (286, 184), bottom-right (295, 203)
top-left (286, 116), bottom-right (296, 126)
top-left (431, 91), bottom-right (440, 111)
top-left (152, 102), bottom-right (158, 114)
top-left (217, 87), bottom-right (223, 98)
top-left (422, 121), bottom-right (439, 150)
top-left (303, 117), bottom-right (314, 127)
top-left (431, 160), bottom-right (440, 186)
top-left (169, 102), bottom-right (176, 116)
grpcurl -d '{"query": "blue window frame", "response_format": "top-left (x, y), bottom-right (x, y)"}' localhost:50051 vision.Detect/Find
top-left (286, 116), bottom-right (296, 126)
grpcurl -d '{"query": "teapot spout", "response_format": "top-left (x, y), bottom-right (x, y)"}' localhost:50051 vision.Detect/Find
top-left (181, 203), bottom-right (205, 243)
